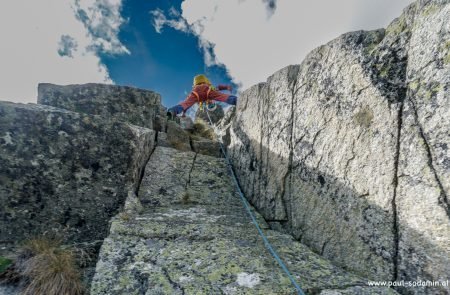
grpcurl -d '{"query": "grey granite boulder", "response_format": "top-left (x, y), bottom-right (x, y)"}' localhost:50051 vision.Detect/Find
top-left (0, 102), bottom-right (155, 250)
top-left (224, 0), bottom-right (450, 293)
top-left (38, 83), bottom-right (163, 130)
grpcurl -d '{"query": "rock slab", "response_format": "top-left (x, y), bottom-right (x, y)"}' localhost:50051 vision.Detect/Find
top-left (0, 102), bottom-right (155, 249)
top-left (38, 83), bottom-right (163, 130)
top-left (90, 146), bottom-right (397, 294)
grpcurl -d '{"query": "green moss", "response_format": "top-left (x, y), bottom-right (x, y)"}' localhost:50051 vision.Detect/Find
top-left (409, 80), bottom-right (420, 91)
top-left (386, 15), bottom-right (408, 35)
top-left (0, 256), bottom-right (12, 273)
top-left (444, 53), bottom-right (450, 65)
top-left (365, 43), bottom-right (377, 54)
top-left (442, 41), bottom-right (450, 65)
top-left (422, 4), bottom-right (439, 17)
top-left (375, 62), bottom-right (390, 78)
top-left (424, 83), bottom-right (443, 100)
top-left (354, 108), bottom-right (374, 128)
top-left (379, 67), bottom-right (389, 78)
top-left (362, 30), bottom-right (385, 56)
top-left (118, 275), bottom-right (132, 288)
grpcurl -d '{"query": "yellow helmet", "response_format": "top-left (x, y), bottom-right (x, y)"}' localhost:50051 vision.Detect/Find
top-left (193, 74), bottom-right (211, 86)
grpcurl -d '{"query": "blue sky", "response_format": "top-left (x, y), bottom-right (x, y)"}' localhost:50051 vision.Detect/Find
top-left (100, 0), bottom-right (234, 107)
top-left (0, 0), bottom-right (413, 106)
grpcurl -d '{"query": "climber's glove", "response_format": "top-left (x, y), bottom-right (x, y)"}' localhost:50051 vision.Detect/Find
top-left (167, 104), bottom-right (184, 119)
top-left (226, 85), bottom-right (233, 92)
top-left (225, 95), bottom-right (237, 105)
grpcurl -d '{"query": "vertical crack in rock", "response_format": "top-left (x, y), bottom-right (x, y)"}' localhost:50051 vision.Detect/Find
top-left (409, 98), bottom-right (450, 219)
top-left (391, 100), bottom-right (404, 281)
top-left (264, 86), bottom-right (271, 185)
top-left (189, 135), bottom-right (194, 152)
top-left (256, 86), bottom-right (263, 193)
top-left (320, 239), bottom-right (330, 256)
top-left (135, 131), bottom-right (159, 196)
top-left (281, 67), bottom-right (302, 224)
top-left (257, 84), bottom-right (268, 208)
top-left (186, 152), bottom-right (198, 188)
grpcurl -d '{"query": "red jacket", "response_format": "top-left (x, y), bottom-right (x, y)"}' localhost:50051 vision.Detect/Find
top-left (180, 84), bottom-right (232, 111)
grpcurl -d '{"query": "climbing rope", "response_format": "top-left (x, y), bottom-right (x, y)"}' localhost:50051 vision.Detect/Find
top-left (205, 111), bottom-right (305, 295)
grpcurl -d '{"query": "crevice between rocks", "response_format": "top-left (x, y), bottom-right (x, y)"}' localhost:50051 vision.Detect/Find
top-left (135, 131), bottom-right (159, 196)
top-left (186, 152), bottom-right (198, 189)
top-left (409, 98), bottom-right (450, 219)
top-left (188, 135), bottom-right (194, 153)
top-left (280, 68), bottom-right (301, 224)
top-left (391, 100), bottom-right (404, 282)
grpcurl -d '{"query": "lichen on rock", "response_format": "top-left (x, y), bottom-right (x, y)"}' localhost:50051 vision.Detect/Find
top-left (223, 1), bottom-right (450, 294)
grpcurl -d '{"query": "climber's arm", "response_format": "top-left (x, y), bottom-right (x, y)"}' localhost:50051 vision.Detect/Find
top-left (168, 93), bottom-right (198, 116)
top-left (216, 84), bottom-right (232, 91)
top-left (179, 93), bottom-right (198, 112)
top-left (208, 90), bottom-right (237, 105)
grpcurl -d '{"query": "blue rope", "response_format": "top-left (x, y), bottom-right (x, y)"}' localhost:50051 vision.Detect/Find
top-left (205, 111), bottom-right (305, 295)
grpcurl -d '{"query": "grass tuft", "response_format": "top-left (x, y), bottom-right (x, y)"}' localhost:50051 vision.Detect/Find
top-left (1, 238), bottom-right (85, 295)
top-left (181, 191), bottom-right (190, 204)
top-left (191, 119), bottom-right (216, 140)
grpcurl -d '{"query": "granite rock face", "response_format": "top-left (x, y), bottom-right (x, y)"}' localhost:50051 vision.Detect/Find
top-left (38, 83), bottom-right (163, 130)
top-left (396, 1), bottom-right (450, 290)
top-left (0, 102), bottom-right (156, 249)
top-left (191, 137), bottom-right (222, 158)
top-left (160, 118), bottom-right (223, 158)
top-left (90, 146), bottom-right (397, 295)
top-left (224, 0), bottom-right (450, 293)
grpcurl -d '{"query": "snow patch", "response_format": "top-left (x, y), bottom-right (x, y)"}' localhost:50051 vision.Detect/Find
top-left (236, 272), bottom-right (261, 288)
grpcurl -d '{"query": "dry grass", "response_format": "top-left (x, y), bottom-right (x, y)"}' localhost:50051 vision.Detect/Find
top-left (191, 119), bottom-right (216, 140)
top-left (1, 238), bottom-right (85, 295)
top-left (168, 138), bottom-right (191, 151)
top-left (181, 191), bottom-right (190, 204)
top-left (119, 211), bottom-right (131, 221)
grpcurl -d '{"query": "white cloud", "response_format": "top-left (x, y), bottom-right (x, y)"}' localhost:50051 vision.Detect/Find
top-left (150, 8), bottom-right (189, 34)
top-left (74, 0), bottom-right (129, 54)
top-left (0, 0), bottom-right (128, 103)
top-left (58, 35), bottom-right (78, 58)
top-left (152, 0), bottom-right (414, 90)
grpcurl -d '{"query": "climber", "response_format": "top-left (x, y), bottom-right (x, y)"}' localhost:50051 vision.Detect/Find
top-left (167, 74), bottom-right (237, 118)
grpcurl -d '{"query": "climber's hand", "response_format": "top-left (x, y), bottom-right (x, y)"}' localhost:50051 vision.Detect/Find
top-left (226, 95), bottom-right (237, 105)
top-left (227, 85), bottom-right (233, 92)
top-left (167, 105), bottom-right (184, 117)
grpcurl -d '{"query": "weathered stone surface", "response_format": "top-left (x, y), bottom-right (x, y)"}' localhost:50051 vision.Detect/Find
top-left (224, 0), bottom-right (450, 292)
top-left (0, 102), bottom-right (155, 249)
top-left (191, 137), bottom-right (222, 158)
top-left (90, 147), bottom-right (396, 294)
top-left (165, 120), bottom-right (192, 151)
top-left (195, 103), bottom-right (225, 124)
top-left (0, 285), bottom-right (19, 295)
top-left (38, 83), bottom-right (162, 130)
top-left (396, 2), bottom-right (450, 293)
